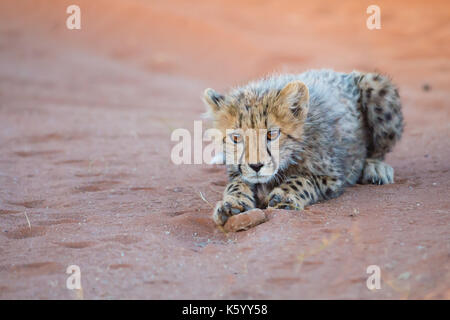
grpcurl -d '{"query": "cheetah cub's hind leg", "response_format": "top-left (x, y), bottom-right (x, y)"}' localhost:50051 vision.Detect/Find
top-left (357, 72), bottom-right (404, 159)
top-left (360, 158), bottom-right (394, 185)
top-left (356, 72), bottom-right (403, 186)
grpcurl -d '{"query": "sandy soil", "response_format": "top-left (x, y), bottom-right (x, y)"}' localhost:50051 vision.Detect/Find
top-left (0, 0), bottom-right (449, 299)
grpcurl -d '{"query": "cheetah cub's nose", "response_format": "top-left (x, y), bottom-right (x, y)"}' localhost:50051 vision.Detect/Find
top-left (249, 163), bottom-right (264, 172)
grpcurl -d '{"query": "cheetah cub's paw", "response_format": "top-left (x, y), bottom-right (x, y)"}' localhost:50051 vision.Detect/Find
top-left (213, 195), bottom-right (254, 226)
top-left (360, 159), bottom-right (394, 185)
top-left (267, 188), bottom-right (304, 211)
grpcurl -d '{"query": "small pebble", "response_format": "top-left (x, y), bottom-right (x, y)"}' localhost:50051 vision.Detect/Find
top-left (398, 272), bottom-right (411, 280)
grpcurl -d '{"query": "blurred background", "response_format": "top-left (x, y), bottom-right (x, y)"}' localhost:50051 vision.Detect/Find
top-left (0, 0), bottom-right (449, 299)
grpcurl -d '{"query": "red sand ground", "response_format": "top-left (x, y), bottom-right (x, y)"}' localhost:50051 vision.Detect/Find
top-left (0, 0), bottom-right (449, 299)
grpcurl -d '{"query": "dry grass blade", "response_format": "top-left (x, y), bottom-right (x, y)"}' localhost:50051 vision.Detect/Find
top-left (24, 211), bottom-right (31, 230)
top-left (199, 191), bottom-right (214, 208)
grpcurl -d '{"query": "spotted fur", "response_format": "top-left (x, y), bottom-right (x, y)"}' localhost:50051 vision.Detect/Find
top-left (204, 69), bottom-right (403, 225)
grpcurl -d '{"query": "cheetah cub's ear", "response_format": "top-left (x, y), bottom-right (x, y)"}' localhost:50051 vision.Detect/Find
top-left (203, 88), bottom-right (225, 119)
top-left (279, 81), bottom-right (309, 119)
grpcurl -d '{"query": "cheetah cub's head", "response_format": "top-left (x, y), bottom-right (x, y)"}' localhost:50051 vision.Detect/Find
top-left (203, 80), bottom-right (309, 184)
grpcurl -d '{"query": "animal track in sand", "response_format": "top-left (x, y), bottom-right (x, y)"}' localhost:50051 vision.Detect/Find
top-left (0, 209), bottom-right (20, 215)
top-left (4, 226), bottom-right (47, 239)
top-left (109, 264), bottom-right (133, 270)
top-left (58, 241), bottom-right (96, 249)
top-left (74, 180), bottom-right (120, 192)
top-left (8, 262), bottom-right (62, 276)
top-left (211, 180), bottom-right (227, 187)
top-left (14, 150), bottom-right (62, 157)
top-left (103, 234), bottom-right (141, 245)
top-left (129, 186), bottom-right (155, 191)
top-left (74, 172), bottom-right (102, 178)
top-left (54, 159), bottom-right (90, 166)
top-left (202, 166), bottom-right (225, 174)
top-left (7, 200), bottom-right (45, 208)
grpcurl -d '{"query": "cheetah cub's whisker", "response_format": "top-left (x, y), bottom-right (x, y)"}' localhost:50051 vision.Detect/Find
top-left (203, 69), bottom-right (403, 226)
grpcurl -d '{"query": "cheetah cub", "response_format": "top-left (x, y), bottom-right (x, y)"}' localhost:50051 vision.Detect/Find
top-left (203, 69), bottom-right (403, 225)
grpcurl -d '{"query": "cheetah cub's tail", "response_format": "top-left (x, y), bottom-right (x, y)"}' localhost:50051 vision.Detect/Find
top-left (356, 72), bottom-right (404, 159)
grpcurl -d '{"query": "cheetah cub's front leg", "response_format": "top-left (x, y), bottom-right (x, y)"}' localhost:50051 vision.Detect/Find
top-left (213, 178), bottom-right (255, 225)
top-left (267, 175), bottom-right (343, 210)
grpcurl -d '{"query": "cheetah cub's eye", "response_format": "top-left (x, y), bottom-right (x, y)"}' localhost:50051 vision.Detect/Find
top-left (267, 128), bottom-right (280, 141)
top-left (229, 133), bottom-right (242, 144)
